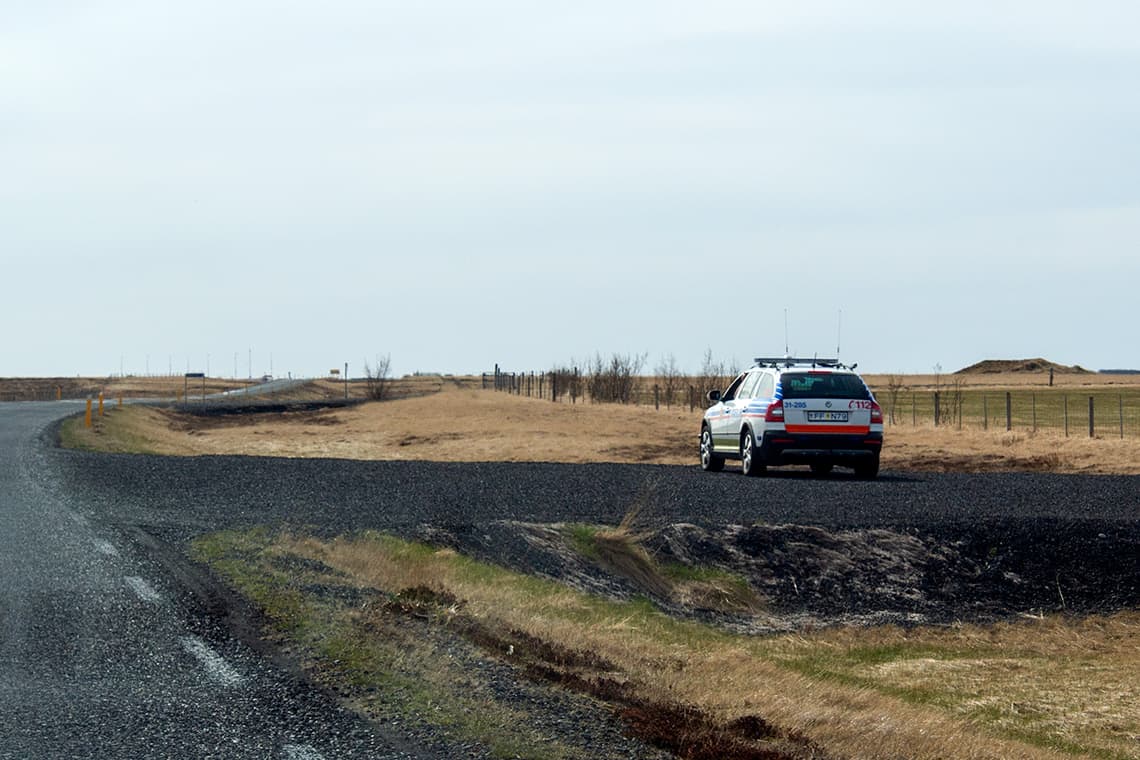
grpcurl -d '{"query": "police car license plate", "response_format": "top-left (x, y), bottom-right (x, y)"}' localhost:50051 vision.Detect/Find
top-left (807, 411), bottom-right (848, 422)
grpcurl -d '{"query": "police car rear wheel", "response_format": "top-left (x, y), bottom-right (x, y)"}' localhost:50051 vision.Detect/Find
top-left (854, 456), bottom-right (880, 480)
top-left (740, 429), bottom-right (765, 476)
top-left (700, 427), bottom-right (725, 472)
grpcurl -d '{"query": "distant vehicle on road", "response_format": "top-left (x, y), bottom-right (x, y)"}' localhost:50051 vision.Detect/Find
top-left (700, 357), bottom-right (883, 478)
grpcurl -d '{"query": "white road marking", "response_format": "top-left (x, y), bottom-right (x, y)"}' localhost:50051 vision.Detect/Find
top-left (282, 745), bottom-right (326, 760)
top-left (93, 539), bottom-right (119, 557)
top-left (125, 576), bottom-right (162, 604)
top-left (179, 636), bottom-right (245, 686)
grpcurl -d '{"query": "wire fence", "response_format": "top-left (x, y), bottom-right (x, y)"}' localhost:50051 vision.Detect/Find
top-left (883, 388), bottom-right (1140, 438)
top-left (484, 366), bottom-right (1140, 439)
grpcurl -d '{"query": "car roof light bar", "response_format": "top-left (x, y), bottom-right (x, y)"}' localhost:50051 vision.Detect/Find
top-left (753, 356), bottom-right (853, 369)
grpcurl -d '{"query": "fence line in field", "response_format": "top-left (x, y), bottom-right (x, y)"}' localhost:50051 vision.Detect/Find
top-left (885, 388), bottom-right (1140, 438)
top-left (482, 364), bottom-right (1140, 439)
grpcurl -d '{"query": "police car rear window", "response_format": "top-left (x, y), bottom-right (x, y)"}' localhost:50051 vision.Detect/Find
top-left (781, 372), bottom-right (871, 400)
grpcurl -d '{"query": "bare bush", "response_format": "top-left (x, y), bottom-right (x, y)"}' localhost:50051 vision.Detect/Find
top-left (655, 353), bottom-right (683, 408)
top-left (549, 362), bottom-right (583, 403)
top-left (587, 352), bottom-right (646, 404)
top-left (946, 376), bottom-right (967, 429)
top-left (698, 348), bottom-right (731, 403)
top-left (885, 374), bottom-right (906, 425)
top-left (364, 354), bottom-right (392, 401)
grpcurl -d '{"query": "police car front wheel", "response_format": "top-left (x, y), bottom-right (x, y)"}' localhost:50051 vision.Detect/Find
top-left (700, 427), bottom-right (725, 472)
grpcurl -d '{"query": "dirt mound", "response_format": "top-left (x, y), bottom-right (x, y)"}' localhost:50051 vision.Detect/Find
top-left (955, 358), bottom-right (1090, 375)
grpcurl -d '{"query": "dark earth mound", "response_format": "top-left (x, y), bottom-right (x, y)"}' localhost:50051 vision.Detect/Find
top-left (955, 358), bottom-right (1090, 374)
top-left (419, 517), bottom-right (1140, 632)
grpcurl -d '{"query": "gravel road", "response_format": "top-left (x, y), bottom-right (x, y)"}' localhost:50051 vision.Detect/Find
top-left (47, 442), bottom-right (1140, 536)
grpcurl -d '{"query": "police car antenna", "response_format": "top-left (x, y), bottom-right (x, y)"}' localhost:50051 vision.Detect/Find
top-left (836, 309), bottom-right (842, 361)
top-left (784, 308), bottom-right (789, 356)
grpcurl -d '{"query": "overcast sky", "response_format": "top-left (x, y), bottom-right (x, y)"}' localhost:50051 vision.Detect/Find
top-left (4, 2), bottom-right (1139, 378)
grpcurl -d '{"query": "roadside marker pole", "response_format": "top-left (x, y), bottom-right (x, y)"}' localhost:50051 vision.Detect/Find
top-left (56, 386), bottom-right (62, 401)
top-left (85, 399), bottom-right (92, 428)
top-left (98, 393), bottom-right (104, 417)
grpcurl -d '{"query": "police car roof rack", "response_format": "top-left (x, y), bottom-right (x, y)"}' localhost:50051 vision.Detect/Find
top-left (753, 356), bottom-right (854, 370)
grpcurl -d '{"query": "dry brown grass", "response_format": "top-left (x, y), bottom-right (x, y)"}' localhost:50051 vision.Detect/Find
top-left (862, 370), bottom-right (1140, 390)
top-left (73, 380), bottom-right (1140, 474)
top-left (760, 613), bottom-right (1140, 757)
top-left (268, 531), bottom-right (1097, 759)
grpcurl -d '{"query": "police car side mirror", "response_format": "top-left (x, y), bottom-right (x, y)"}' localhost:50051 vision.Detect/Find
top-left (706, 389), bottom-right (721, 403)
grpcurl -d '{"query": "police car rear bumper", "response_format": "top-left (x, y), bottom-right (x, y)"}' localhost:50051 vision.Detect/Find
top-left (760, 432), bottom-right (882, 465)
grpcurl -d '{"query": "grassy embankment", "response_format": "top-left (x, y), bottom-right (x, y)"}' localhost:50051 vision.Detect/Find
top-left (60, 379), bottom-right (1140, 473)
top-left (193, 526), bottom-right (1140, 760)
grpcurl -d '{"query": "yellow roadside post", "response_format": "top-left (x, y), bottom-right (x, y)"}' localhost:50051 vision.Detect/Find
top-left (98, 393), bottom-right (104, 417)
top-left (118, 395), bottom-right (123, 408)
top-left (85, 399), bottom-right (92, 428)
top-left (56, 386), bottom-right (62, 401)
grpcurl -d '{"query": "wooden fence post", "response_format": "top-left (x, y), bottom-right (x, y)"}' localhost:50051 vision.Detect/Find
top-left (1089, 396), bottom-right (1095, 438)
top-left (1005, 392), bottom-right (1012, 432)
top-left (983, 395), bottom-right (988, 431)
top-left (654, 384), bottom-right (660, 411)
top-left (1120, 394), bottom-right (1125, 439)
top-left (934, 391), bottom-right (940, 427)
top-left (552, 372), bottom-right (558, 402)
top-left (1064, 395), bottom-right (1069, 437)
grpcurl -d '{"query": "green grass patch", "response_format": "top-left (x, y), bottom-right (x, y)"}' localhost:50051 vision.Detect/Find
top-left (562, 523), bottom-right (602, 559)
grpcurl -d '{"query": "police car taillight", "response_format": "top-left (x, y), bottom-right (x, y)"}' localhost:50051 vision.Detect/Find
top-left (764, 399), bottom-right (784, 422)
top-left (870, 402), bottom-right (883, 424)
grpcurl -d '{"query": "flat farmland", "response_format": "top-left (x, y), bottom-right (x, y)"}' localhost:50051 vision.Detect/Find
top-left (63, 372), bottom-right (1140, 474)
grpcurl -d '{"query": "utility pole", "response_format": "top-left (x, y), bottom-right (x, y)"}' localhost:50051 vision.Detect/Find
top-left (344, 362), bottom-right (349, 400)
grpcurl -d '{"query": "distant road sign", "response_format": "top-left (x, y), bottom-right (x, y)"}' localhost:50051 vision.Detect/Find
top-left (185, 372), bottom-right (205, 378)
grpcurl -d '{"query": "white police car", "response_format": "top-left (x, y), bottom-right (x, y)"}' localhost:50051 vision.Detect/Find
top-left (700, 357), bottom-right (883, 478)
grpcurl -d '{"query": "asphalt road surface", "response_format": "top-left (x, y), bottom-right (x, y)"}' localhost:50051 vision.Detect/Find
top-left (0, 403), bottom-right (433, 759)
top-left (6, 401), bottom-right (1140, 758)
